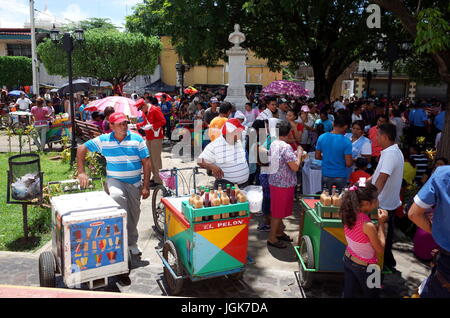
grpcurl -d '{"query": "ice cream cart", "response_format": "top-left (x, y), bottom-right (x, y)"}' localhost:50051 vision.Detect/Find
top-left (38, 189), bottom-right (129, 290)
top-left (294, 196), bottom-right (387, 289)
top-left (157, 196), bottom-right (253, 295)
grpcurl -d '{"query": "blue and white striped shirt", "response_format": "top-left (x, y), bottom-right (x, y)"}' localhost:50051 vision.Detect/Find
top-left (84, 131), bottom-right (150, 187)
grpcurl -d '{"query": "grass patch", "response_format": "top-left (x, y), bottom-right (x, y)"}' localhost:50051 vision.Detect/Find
top-left (0, 152), bottom-right (73, 252)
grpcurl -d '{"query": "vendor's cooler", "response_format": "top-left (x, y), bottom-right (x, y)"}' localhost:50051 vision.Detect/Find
top-left (50, 191), bottom-right (128, 289)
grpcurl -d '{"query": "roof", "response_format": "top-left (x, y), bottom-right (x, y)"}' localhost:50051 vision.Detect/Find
top-left (0, 28), bottom-right (31, 40)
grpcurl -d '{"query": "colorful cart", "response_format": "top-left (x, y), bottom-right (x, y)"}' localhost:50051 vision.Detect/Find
top-left (46, 119), bottom-right (72, 148)
top-left (157, 196), bottom-right (253, 295)
top-left (294, 196), bottom-right (386, 289)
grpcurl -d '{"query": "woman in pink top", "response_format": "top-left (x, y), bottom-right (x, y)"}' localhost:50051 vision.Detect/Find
top-left (340, 181), bottom-right (388, 298)
top-left (31, 97), bottom-right (50, 151)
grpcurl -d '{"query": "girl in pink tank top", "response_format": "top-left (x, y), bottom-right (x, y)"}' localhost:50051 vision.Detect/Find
top-left (340, 182), bottom-right (389, 298)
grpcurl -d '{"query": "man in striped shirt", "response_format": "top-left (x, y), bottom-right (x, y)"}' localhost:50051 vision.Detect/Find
top-left (198, 118), bottom-right (249, 189)
top-left (77, 112), bottom-right (151, 262)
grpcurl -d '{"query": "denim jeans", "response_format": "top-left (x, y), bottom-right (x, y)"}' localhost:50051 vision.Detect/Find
top-left (421, 250), bottom-right (450, 298)
top-left (342, 255), bottom-right (381, 298)
top-left (322, 176), bottom-right (347, 191)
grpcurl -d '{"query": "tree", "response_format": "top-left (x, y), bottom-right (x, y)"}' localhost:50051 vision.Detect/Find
top-left (373, 0), bottom-right (450, 160)
top-left (64, 18), bottom-right (118, 32)
top-left (126, 0), bottom-right (383, 100)
top-left (36, 29), bottom-right (161, 89)
top-left (0, 56), bottom-right (32, 88)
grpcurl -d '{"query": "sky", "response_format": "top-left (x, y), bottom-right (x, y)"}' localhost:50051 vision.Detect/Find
top-left (0, 0), bottom-right (143, 29)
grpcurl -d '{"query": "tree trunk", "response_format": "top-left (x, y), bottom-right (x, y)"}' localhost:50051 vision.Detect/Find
top-left (437, 82), bottom-right (450, 161)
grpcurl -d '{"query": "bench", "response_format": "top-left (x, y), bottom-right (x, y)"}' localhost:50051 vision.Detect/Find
top-left (74, 119), bottom-right (103, 141)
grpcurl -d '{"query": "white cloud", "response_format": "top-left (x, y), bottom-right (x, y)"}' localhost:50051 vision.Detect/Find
top-left (0, 0), bottom-right (29, 27)
top-left (61, 3), bottom-right (88, 23)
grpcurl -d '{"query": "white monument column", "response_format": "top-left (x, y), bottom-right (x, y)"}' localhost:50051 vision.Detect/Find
top-left (224, 24), bottom-right (249, 112)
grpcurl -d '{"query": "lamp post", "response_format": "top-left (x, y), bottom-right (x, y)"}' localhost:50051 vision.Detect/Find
top-left (50, 27), bottom-right (84, 164)
top-left (362, 68), bottom-right (377, 99)
top-left (176, 59), bottom-right (190, 96)
top-left (375, 41), bottom-right (411, 117)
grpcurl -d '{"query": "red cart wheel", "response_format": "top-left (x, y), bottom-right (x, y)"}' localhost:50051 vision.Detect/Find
top-left (162, 240), bottom-right (184, 295)
top-left (299, 235), bottom-right (315, 289)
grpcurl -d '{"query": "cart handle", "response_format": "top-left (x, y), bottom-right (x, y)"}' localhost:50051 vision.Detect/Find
top-left (155, 250), bottom-right (186, 281)
top-left (294, 246), bottom-right (317, 273)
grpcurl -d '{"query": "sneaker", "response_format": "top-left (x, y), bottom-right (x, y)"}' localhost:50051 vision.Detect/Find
top-left (129, 245), bottom-right (142, 256)
top-left (257, 224), bottom-right (271, 232)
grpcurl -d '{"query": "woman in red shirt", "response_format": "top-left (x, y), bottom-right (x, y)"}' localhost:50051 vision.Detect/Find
top-left (286, 109), bottom-right (303, 151)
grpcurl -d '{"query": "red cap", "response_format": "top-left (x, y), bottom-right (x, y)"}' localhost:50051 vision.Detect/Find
top-left (109, 112), bottom-right (128, 124)
top-left (222, 118), bottom-right (245, 136)
top-left (135, 98), bottom-right (146, 109)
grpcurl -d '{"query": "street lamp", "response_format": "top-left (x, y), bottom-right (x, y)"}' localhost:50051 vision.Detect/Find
top-left (50, 26), bottom-right (84, 164)
top-left (362, 68), bottom-right (377, 99)
top-left (176, 61), bottom-right (191, 96)
top-left (375, 40), bottom-right (411, 117)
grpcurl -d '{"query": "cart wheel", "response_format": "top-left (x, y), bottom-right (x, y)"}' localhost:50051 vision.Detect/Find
top-left (152, 184), bottom-right (168, 236)
top-left (298, 235), bottom-right (315, 289)
top-left (39, 251), bottom-right (56, 288)
top-left (162, 240), bottom-right (183, 295)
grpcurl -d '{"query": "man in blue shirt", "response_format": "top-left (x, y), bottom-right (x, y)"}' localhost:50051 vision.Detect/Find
top-left (77, 112), bottom-right (151, 262)
top-left (315, 115), bottom-right (353, 190)
top-left (409, 166), bottom-right (450, 297)
top-left (314, 109), bottom-right (333, 133)
top-left (434, 110), bottom-right (445, 132)
top-left (159, 94), bottom-right (173, 141)
top-left (408, 103), bottom-right (429, 145)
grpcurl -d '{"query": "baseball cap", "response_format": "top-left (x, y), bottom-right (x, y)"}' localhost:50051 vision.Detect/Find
top-left (222, 118), bottom-right (245, 135)
top-left (134, 98), bottom-right (146, 109)
top-left (280, 98), bottom-right (288, 104)
top-left (109, 112), bottom-right (128, 124)
top-left (210, 97), bottom-right (219, 103)
top-left (301, 105), bottom-right (311, 112)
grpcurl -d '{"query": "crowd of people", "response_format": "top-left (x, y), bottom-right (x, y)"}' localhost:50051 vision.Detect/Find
top-left (3, 85), bottom-right (448, 297)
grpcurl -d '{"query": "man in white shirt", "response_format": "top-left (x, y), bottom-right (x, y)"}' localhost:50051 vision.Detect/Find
top-left (333, 96), bottom-right (346, 112)
top-left (257, 96), bottom-right (278, 120)
top-left (15, 93), bottom-right (32, 111)
top-left (370, 123), bottom-right (404, 271)
top-left (198, 118), bottom-right (249, 189)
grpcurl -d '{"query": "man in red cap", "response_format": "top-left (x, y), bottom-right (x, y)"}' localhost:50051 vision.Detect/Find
top-left (136, 96), bottom-right (166, 186)
top-left (198, 118), bottom-right (249, 189)
top-left (77, 112), bottom-right (151, 285)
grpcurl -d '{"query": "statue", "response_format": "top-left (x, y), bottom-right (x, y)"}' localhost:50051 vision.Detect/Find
top-left (228, 24), bottom-right (246, 49)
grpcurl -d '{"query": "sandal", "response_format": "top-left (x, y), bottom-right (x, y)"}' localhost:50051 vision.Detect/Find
top-left (277, 234), bottom-right (293, 242)
top-left (267, 240), bottom-right (287, 249)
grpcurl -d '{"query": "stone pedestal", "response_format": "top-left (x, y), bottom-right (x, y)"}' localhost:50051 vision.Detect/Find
top-left (224, 24), bottom-right (249, 112)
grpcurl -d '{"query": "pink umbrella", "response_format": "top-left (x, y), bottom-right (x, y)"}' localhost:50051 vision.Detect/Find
top-left (261, 80), bottom-right (309, 97)
top-left (84, 96), bottom-right (142, 118)
top-left (155, 92), bottom-right (173, 101)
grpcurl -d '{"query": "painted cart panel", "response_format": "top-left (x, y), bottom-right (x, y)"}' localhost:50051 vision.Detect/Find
top-left (162, 196), bottom-right (250, 278)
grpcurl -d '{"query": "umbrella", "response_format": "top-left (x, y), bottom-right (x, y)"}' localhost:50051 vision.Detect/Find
top-left (58, 79), bottom-right (91, 95)
top-left (184, 86), bottom-right (198, 95)
top-left (261, 80), bottom-right (309, 97)
top-left (155, 92), bottom-right (173, 101)
top-left (84, 96), bottom-right (142, 118)
top-left (8, 90), bottom-right (26, 96)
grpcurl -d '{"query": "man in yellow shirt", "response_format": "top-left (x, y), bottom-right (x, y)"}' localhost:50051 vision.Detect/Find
top-left (208, 102), bottom-right (232, 142)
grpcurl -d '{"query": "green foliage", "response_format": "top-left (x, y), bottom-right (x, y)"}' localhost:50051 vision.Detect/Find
top-left (415, 8), bottom-right (450, 54)
top-left (37, 29), bottom-right (162, 86)
top-left (126, 0), bottom-right (383, 98)
top-left (0, 56), bottom-right (32, 88)
top-left (395, 53), bottom-right (442, 85)
top-left (64, 17), bottom-right (118, 32)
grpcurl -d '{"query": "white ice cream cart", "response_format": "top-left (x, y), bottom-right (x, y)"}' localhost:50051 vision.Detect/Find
top-left (38, 190), bottom-right (129, 290)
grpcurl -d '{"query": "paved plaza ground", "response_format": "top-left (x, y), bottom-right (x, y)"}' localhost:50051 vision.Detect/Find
top-left (0, 134), bottom-right (431, 298)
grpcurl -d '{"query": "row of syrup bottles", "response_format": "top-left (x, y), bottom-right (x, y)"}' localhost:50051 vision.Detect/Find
top-left (188, 184), bottom-right (248, 222)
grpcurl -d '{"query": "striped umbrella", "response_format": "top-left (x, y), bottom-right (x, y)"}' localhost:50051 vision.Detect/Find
top-left (84, 96), bottom-right (142, 118)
